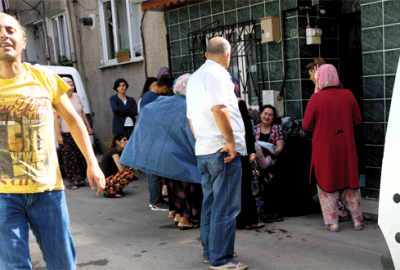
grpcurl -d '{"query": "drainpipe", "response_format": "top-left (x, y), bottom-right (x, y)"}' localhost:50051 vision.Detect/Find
top-left (63, 0), bottom-right (77, 68)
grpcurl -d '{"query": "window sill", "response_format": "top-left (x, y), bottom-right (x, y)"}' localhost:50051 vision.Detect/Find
top-left (99, 57), bottom-right (144, 69)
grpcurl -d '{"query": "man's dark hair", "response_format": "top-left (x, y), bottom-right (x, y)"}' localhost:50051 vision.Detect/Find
top-left (156, 75), bottom-right (174, 89)
top-left (113, 78), bottom-right (129, 91)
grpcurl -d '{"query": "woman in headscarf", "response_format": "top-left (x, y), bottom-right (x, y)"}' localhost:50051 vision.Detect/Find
top-left (157, 67), bottom-right (171, 80)
top-left (303, 64), bottom-right (363, 232)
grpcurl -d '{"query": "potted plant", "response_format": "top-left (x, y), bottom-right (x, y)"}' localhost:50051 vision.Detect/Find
top-left (116, 48), bottom-right (130, 63)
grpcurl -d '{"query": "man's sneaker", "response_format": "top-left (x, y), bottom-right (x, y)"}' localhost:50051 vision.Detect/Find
top-left (150, 203), bottom-right (169, 211)
top-left (209, 262), bottom-right (248, 270)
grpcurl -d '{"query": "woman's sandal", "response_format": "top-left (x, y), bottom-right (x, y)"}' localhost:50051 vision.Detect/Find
top-left (103, 193), bottom-right (122, 198)
top-left (245, 222), bottom-right (265, 230)
top-left (67, 183), bottom-right (78, 190)
top-left (325, 224), bottom-right (340, 232)
top-left (76, 180), bottom-right (90, 187)
top-left (354, 222), bottom-right (364, 231)
top-left (178, 222), bottom-right (200, 230)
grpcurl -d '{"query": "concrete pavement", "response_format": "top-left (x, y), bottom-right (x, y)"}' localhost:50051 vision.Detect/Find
top-left (30, 171), bottom-right (387, 270)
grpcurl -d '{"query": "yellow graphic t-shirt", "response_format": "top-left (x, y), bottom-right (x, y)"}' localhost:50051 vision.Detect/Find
top-left (0, 63), bottom-right (69, 193)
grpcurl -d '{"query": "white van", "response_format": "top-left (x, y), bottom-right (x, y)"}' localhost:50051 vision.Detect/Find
top-left (42, 65), bottom-right (94, 145)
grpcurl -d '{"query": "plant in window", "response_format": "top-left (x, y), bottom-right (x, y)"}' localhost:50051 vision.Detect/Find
top-left (58, 55), bottom-right (73, 66)
top-left (116, 48), bottom-right (130, 63)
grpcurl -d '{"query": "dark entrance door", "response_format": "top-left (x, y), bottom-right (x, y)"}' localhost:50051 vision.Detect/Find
top-left (338, 11), bottom-right (365, 176)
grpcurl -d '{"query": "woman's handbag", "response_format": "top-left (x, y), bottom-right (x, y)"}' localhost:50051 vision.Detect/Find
top-left (251, 162), bottom-right (262, 197)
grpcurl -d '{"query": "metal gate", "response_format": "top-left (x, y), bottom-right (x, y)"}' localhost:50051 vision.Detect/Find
top-left (178, 19), bottom-right (265, 109)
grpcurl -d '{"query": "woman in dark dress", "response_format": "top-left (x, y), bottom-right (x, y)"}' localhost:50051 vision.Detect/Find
top-left (110, 78), bottom-right (138, 139)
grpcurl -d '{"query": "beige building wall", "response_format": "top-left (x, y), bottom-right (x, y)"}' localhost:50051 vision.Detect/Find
top-left (13, 1), bottom-right (170, 152)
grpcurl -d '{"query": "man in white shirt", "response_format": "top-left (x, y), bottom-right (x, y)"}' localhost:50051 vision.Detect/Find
top-left (186, 36), bottom-right (247, 270)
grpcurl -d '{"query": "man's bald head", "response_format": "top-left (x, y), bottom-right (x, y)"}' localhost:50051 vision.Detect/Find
top-left (207, 37), bottom-right (231, 57)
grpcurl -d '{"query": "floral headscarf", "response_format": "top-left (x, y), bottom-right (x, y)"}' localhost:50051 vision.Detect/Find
top-left (315, 64), bottom-right (340, 93)
top-left (173, 73), bottom-right (191, 96)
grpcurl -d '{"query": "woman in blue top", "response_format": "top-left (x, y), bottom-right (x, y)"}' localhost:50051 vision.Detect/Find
top-left (110, 78), bottom-right (138, 139)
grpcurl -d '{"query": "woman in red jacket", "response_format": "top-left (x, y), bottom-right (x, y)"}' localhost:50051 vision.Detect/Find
top-left (303, 64), bottom-right (363, 232)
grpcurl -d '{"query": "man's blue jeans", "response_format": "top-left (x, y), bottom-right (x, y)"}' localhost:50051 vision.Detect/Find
top-left (197, 152), bottom-right (242, 267)
top-left (147, 173), bottom-right (164, 205)
top-left (0, 191), bottom-right (76, 270)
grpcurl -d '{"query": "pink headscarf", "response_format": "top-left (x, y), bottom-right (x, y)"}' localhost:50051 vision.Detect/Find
top-left (315, 64), bottom-right (340, 92)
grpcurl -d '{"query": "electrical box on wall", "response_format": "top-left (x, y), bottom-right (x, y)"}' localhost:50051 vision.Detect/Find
top-left (260, 17), bottom-right (281, 43)
top-left (306, 28), bottom-right (322, 45)
top-left (262, 90), bottom-right (284, 117)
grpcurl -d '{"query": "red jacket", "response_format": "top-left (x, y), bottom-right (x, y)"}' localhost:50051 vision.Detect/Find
top-left (303, 87), bottom-right (362, 192)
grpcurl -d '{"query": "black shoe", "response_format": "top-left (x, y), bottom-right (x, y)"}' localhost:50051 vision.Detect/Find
top-left (273, 213), bottom-right (284, 222)
top-left (260, 214), bottom-right (274, 223)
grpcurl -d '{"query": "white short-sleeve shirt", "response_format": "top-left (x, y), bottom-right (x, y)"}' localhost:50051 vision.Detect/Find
top-left (186, 60), bottom-right (246, 156)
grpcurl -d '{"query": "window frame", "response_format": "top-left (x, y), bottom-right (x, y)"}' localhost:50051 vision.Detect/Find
top-left (99, 0), bottom-right (143, 66)
top-left (51, 13), bottom-right (71, 63)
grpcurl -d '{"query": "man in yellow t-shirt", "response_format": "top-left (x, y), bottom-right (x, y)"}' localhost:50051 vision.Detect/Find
top-left (0, 12), bottom-right (105, 269)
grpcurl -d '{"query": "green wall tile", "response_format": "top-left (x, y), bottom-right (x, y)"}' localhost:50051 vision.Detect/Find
top-left (213, 14), bottom-right (224, 26)
top-left (237, 0), bottom-right (250, 8)
top-left (261, 43), bottom-right (268, 62)
top-left (285, 80), bottom-right (301, 100)
top-left (171, 40), bottom-right (181, 57)
top-left (364, 100), bottom-right (384, 122)
top-left (180, 22), bottom-right (189, 39)
top-left (362, 27), bottom-right (383, 52)
top-left (299, 38), bottom-right (319, 58)
top-left (384, 0), bottom-right (400, 25)
top-left (386, 99), bottom-right (391, 122)
top-left (200, 2), bottom-right (211, 16)
top-left (300, 59), bottom-right (312, 79)
top-left (189, 4), bottom-right (200, 20)
top-left (238, 7), bottom-right (250, 22)
top-left (225, 11), bottom-right (237, 24)
top-left (169, 25), bottom-right (180, 41)
top-left (286, 101), bottom-right (302, 120)
top-left (251, 3), bottom-right (265, 21)
top-left (363, 76), bottom-right (383, 99)
top-left (171, 56), bottom-right (182, 73)
top-left (269, 61), bottom-right (283, 80)
top-left (212, 0), bottom-right (223, 14)
top-left (251, 0), bottom-right (263, 4)
top-left (285, 38), bottom-right (299, 59)
top-left (224, 0), bottom-right (236, 11)
top-left (286, 59), bottom-right (300, 79)
top-left (190, 19), bottom-right (201, 32)
top-left (270, 81), bottom-right (283, 91)
top-left (268, 42), bottom-right (282, 61)
top-left (364, 123), bottom-right (385, 144)
top-left (201, 16), bottom-right (212, 28)
top-left (361, 0), bottom-right (381, 4)
top-left (265, 1), bottom-right (279, 17)
top-left (281, 0), bottom-right (297, 10)
top-left (179, 7), bottom-right (189, 22)
top-left (181, 39), bottom-right (189, 55)
top-left (361, 3), bottom-right (383, 28)
top-left (169, 10), bottom-right (179, 24)
top-left (385, 50), bottom-right (400, 74)
top-left (362, 52), bottom-right (383, 76)
top-left (385, 75), bottom-right (395, 98)
top-left (284, 17), bottom-right (298, 39)
top-left (384, 25), bottom-right (400, 50)
top-left (365, 146), bottom-right (383, 167)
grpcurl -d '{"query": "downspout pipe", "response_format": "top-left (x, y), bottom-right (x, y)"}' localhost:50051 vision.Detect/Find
top-left (279, 6), bottom-right (312, 100)
top-left (63, 0), bottom-right (77, 68)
